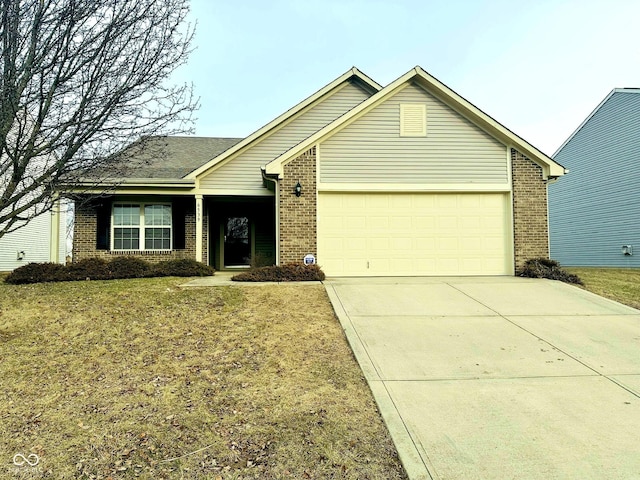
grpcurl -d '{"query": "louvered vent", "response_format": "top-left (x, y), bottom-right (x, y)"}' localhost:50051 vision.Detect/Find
top-left (400, 103), bottom-right (427, 136)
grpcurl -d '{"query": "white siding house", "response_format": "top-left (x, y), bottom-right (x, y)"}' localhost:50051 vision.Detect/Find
top-left (0, 202), bottom-right (67, 271)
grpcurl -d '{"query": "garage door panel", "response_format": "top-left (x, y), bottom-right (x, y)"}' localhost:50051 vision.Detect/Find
top-left (318, 192), bottom-right (512, 276)
top-left (344, 237), bottom-right (366, 250)
top-left (368, 237), bottom-right (389, 250)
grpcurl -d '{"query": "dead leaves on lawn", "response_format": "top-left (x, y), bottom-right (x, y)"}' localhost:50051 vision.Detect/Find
top-left (0, 279), bottom-right (406, 479)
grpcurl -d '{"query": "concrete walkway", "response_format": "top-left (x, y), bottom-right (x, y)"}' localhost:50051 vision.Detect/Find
top-left (180, 271), bottom-right (323, 287)
top-left (324, 276), bottom-right (640, 480)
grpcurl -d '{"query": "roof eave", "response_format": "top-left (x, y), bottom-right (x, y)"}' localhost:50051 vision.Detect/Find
top-left (67, 177), bottom-right (196, 190)
top-left (410, 67), bottom-right (565, 179)
top-left (187, 67), bottom-right (383, 180)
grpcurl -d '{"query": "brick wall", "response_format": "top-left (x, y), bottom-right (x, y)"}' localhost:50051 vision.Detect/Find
top-left (512, 148), bottom-right (549, 272)
top-left (279, 147), bottom-right (317, 264)
top-left (73, 199), bottom-right (205, 263)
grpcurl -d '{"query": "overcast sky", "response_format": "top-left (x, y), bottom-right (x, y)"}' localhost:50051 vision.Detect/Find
top-left (173, 0), bottom-right (640, 157)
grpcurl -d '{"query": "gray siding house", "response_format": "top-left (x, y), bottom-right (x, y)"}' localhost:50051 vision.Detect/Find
top-left (549, 88), bottom-right (640, 266)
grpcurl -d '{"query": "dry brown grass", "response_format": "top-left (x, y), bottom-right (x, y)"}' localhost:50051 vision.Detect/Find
top-left (567, 267), bottom-right (640, 310)
top-left (0, 278), bottom-right (406, 479)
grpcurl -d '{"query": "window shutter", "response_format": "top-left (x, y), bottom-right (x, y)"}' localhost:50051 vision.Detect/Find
top-left (400, 104), bottom-right (427, 136)
top-left (172, 198), bottom-right (186, 250)
top-left (95, 201), bottom-right (111, 250)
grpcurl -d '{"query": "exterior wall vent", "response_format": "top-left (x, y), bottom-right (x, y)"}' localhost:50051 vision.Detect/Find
top-left (400, 103), bottom-right (427, 137)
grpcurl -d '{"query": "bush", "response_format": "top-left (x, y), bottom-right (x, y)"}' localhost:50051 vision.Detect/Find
top-left (4, 257), bottom-right (214, 284)
top-left (153, 259), bottom-right (215, 277)
top-left (65, 257), bottom-right (112, 281)
top-left (518, 258), bottom-right (583, 285)
top-left (108, 256), bottom-right (152, 279)
top-left (5, 262), bottom-right (66, 284)
top-left (232, 263), bottom-right (325, 282)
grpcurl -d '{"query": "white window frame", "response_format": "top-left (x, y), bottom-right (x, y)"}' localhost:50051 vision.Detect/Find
top-left (111, 203), bottom-right (172, 251)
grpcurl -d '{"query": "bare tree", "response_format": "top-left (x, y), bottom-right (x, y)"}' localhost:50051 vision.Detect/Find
top-left (0, 0), bottom-right (197, 239)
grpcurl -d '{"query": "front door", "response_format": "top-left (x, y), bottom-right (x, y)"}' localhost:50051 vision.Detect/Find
top-left (224, 217), bottom-right (250, 267)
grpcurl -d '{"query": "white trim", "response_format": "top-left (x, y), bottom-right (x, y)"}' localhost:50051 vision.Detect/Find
top-left (195, 188), bottom-right (274, 197)
top-left (400, 103), bottom-right (427, 137)
top-left (188, 67), bottom-right (382, 180)
top-left (317, 182), bottom-right (512, 192)
top-left (315, 143), bottom-right (320, 262)
top-left (274, 180), bottom-right (280, 265)
top-left (49, 197), bottom-right (61, 263)
top-left (266, 66), bottom-right (566, 180)
top-left (73, 178), bottom-right (194, 188)
top-left (504, 192), bottom-right (516, 275)
top-left (195, 194), bottom-right (203, 262)
top-left (111, 202), bottom-right (173, 252)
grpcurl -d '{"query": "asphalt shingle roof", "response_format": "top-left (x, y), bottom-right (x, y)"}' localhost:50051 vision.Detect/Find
top-left (96, 136), bottom-right (244, 180)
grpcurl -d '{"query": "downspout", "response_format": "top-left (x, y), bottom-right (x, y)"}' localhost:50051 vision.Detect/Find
top-left (261, 168), bottom-right (280, 265)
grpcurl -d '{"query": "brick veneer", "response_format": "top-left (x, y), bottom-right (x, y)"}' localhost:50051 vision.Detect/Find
top-left (277, 146), bottom-right (551, 274)
top-left (278, 147), bottom-right (317, 264)
top-left (73, 200), bottom-right (205, 263)
top-left (511, 148), bottom-right (549, 272)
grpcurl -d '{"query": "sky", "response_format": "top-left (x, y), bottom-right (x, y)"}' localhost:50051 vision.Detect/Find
top-left (172, 0), bottom-right (640, 157)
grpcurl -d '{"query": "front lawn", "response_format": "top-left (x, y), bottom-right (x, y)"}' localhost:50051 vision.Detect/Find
top-left (567, 267), bottom-right (640, 309)
top-left (0, 278), bottom-right (406, 479)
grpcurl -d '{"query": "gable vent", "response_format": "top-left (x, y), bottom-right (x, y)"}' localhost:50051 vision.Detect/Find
top-left (400, 103), bottom-right (427, 137)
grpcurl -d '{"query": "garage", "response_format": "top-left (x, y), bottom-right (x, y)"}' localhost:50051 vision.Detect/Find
top-left (317, 192), bottom-right (513, 276)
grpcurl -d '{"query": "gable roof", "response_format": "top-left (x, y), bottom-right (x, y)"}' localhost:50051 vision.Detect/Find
top-left (265, 66), bottom-right (567, 180)
top-left (553, 88), bottom-right (640, 157)
top-left (187, 67), bottom-right (382, 179)
top-left (78, 136), bottom-right (243, 185)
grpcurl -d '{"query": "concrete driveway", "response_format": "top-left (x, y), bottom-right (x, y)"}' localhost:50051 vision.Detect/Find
top-left (324, 276), bottom-right (640, 480)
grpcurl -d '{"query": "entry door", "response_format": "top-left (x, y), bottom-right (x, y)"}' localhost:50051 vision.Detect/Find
top-left (224, 217), bottom-right (250, 267)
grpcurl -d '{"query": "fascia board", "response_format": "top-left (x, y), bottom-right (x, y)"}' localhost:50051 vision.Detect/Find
top-left (266, 65), bottom-right (566, 179)
top-left (264, 70), bottom-right (417, 177)
top-left (187, 67), bottom-right (382, 180)
top-left (411, 66), bottom-right (566, 178)
top-left (66, 178), bottom-right (195, 191)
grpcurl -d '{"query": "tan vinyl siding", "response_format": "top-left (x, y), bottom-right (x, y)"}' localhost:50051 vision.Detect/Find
top-left (320, 82), bottom-right (508, 184)
top-left (199, 82), bottom-right (372, 192)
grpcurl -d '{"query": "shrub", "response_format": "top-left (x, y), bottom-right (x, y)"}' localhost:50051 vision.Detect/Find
top-left (250, 251), bottom-right (275, 268)
top-left (5, 262), bottom-right (66, 284)
top-left (4, 257), bottom-right (214, 284)
top-left (232, 263), bottom-right (326, 282)
top-left (108, 256), bottom-right (152, 279)
top-left (64, 257), bottom-right (112, 281)
top-left (519, 258), bottom-right (583, 285)
top-left (153, 259), bottom-right (215, 277)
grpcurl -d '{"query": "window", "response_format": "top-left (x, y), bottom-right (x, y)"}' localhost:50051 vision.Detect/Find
top-left (112, 203), bottom-right (171, 251)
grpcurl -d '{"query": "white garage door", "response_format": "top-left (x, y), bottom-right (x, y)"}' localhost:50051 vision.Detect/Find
top-left (317, 192), bottom-right (512, 276)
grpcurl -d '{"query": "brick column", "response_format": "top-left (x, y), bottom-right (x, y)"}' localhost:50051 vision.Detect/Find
top-left (512, 148), bottom-right (550, 272)
top-left (278, 147), bottom-right (317, 264)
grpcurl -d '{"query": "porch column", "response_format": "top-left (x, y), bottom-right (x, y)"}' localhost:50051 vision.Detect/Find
top-left (49, 196), bottom-right (61, 263)
top-left (195, 194), bottom-right (203, 262)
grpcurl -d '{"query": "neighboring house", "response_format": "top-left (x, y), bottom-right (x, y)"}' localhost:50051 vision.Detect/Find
top-left (549, 88), bottom-right (640, 267)
top-left (0, 202), bottom-right (66, 271)
top-left (72, 66), bottom-right (565, 276)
